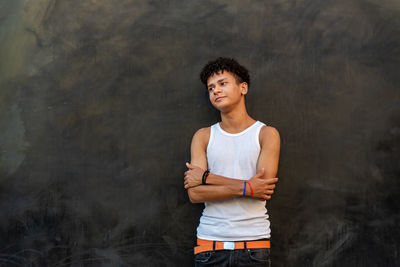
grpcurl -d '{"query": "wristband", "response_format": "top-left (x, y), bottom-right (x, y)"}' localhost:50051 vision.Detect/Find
top-left (202, 170), bottom-right (210, 185)
top-left (246, 181), bottom-right (253, 198)
top-left (242, 181), bottom-right (247, 198)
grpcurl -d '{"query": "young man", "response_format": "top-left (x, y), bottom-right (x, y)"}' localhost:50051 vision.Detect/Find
top-left (184, 57), bottom-right (280, 266)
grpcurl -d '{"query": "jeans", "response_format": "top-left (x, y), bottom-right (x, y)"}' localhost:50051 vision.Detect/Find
top-left (194, 248), bottom-right (271, 267)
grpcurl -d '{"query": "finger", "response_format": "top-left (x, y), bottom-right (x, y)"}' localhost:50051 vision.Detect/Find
top-left (264, 195), bottom-right (271, 200)
top-left (266, 178), bottom-right (278, 184)
top-left (266, 190), bottom-right (274, 195)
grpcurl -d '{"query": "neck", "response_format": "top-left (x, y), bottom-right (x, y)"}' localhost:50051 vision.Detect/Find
top-left (220, 104), bottom-right (255, 133)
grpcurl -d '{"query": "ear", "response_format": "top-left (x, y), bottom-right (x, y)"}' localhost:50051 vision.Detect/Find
top-left (240, 82), bottom-right (248, 95)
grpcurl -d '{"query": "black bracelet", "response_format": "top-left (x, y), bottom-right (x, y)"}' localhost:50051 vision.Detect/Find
top-left (202, 170), bottom-right (210, 185)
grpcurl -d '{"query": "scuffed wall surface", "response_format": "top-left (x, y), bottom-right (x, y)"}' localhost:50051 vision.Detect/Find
top-left (0, 0), bottom-right (399, 266)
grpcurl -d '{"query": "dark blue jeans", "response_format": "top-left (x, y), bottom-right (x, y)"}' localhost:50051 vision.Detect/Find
top-left (194, 248), bottom-right (271, 267)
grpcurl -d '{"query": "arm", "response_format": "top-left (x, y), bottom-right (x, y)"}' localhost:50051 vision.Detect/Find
top-left (187, 184), bottom-right (245, 203)
top-left (186, 167), bottom-right (272, 203)
top-left (185, 126), bottom-right (280, 203)
top-left (255, 126), bottom-right (280, 199)
top-left (185, 128), bottom-right (246, 203)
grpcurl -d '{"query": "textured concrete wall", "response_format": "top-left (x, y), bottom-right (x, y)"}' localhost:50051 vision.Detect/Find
top-left (0, 0), bottom-right (399, 266)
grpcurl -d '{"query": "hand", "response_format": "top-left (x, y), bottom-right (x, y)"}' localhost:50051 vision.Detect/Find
top-left (184, 162), bottom-right (205, 189)
top-left (249, 168), bottom-right (278, 200)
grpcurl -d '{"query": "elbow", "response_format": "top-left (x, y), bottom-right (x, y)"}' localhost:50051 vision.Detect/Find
top-left (262, 168), bottom-right (278, 179)
top-left (265, 171), bottom-right (277, 179)
top-left (187, 188), bottom-right (202, 203)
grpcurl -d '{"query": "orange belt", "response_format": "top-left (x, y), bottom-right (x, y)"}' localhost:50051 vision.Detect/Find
top-left (194, 238), bottom-right (270, 254)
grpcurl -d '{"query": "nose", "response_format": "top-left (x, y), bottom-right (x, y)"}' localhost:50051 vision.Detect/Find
top-left (213, 85), bottom-right (222, 95)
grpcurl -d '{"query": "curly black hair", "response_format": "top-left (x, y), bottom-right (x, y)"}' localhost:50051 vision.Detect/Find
top-left (199, 57), bottom-right (250, 90)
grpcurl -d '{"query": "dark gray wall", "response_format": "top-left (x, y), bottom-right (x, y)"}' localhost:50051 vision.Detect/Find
top-left (0, 0), bottom-right (399, 266)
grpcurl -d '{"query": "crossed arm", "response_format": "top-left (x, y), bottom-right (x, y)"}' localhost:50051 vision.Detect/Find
top-left (184, 126), bottom-right (280, 203)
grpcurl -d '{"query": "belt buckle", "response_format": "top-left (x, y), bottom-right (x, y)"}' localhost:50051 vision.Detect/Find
top-left (223, 241), bottom-right (235, 250)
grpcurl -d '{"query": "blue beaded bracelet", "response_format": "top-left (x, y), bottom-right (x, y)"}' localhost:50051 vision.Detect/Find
top-left (242, 181), bottom-right (247, 197)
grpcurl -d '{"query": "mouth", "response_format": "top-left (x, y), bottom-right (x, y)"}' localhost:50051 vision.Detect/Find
top-left (215, 96), bottom-right (225, 102)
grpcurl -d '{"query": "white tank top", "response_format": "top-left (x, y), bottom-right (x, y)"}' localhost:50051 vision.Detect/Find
top-left (196, 121), bottom-right (271, 241)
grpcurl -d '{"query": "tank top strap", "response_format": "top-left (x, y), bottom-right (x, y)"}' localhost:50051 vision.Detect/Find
top-left (253, 121), bottom-right (266, 147)
top-left (207, 123), bottom-right (217, 150)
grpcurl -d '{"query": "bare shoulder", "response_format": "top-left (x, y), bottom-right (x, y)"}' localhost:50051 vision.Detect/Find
top-left (259, 125), bottom-right (280, 147)
top-left (192, 127), bottom-right (211, 146)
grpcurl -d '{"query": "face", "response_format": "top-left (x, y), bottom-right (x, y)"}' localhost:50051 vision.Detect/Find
top-left (206, 70), bottom-right (248, 112)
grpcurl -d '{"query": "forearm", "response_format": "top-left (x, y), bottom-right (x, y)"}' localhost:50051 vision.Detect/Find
top-left (205, 172), bottom-right (244, 186)
top-left (187, 183), bottom-right (247, 203)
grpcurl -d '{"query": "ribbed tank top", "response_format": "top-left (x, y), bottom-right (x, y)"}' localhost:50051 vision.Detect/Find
top-left (196, 121), bottom-right (271, 241)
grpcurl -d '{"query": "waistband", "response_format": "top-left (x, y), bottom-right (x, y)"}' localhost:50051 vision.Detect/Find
top-left (194, 238), bottom-right (270, 254)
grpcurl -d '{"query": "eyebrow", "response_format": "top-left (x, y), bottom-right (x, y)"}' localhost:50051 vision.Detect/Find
top-left (207, 78), bottom-right (227, 88)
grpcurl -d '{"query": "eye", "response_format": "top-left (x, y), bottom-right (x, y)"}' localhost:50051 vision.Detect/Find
top-left (220, 82), bottom-right (227, 86)
top-left (208, 87), bottom-right (214, 92)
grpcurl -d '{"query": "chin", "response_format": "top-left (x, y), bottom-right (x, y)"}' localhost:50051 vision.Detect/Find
top-left (212, 102), bottom-right (224, 109)
top-left (212, 104), bottom-right (230, 113)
